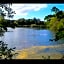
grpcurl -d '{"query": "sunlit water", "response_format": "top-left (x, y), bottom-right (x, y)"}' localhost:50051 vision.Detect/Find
top-left (0, 27), bottom-right (64, 50)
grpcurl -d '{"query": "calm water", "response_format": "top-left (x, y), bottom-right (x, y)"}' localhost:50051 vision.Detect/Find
top-left (0, 27), bottom-right (64, 50)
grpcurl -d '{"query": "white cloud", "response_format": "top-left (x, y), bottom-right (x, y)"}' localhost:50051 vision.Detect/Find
top-left (11, 4), bottom-right (48, 16)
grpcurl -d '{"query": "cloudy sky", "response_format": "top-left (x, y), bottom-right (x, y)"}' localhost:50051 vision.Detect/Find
top-left (5, 4), bottom-right (64, 21)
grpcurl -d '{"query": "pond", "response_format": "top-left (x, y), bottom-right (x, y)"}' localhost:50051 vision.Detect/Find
top-left (0, 27), bottom-right (64, 50)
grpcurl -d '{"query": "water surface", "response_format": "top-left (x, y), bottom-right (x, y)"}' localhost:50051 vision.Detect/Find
top-left (0, 27), bottom-right (63, 50)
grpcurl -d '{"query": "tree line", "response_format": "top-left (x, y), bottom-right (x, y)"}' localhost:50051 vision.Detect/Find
top-left (44, 7), bottom-right (64, 41)
top-left (0, 17), bottom-right (47, 29)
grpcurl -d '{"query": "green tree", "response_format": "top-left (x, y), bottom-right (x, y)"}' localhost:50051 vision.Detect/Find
top-left (44, 15), bottom-right (54, 21)
top-left (0, 4), bottom-right (16, 31)
top-left (51, 6), bottom-right (60, 13)
top-left (44, 6), bottom-right (64, 41)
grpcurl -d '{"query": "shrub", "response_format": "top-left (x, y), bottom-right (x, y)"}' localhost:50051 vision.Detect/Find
top-left (0, 41), bottom-right (18, 59)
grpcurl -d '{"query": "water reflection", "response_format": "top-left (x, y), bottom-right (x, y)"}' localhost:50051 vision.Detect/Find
top-left (0, 31), bottom-right (5, 41)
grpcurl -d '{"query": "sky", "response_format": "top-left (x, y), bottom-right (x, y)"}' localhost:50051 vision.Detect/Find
top-left (5, 4), bottom-right (64, 21)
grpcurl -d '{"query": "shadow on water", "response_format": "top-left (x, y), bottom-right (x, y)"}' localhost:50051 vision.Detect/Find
top-left (6, 31), bottom-right (13, 32)
top-left (0, 32), bottom-right (4, 37)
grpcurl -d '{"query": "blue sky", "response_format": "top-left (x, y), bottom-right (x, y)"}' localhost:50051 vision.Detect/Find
top-left (5, 4), bottom-right (64, 21)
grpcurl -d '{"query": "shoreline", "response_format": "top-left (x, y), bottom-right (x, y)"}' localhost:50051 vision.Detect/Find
top-left (15, 44), bottom-right (64, 59)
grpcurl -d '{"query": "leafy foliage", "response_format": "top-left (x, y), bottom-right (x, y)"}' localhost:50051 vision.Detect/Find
top-left (0, 4), bottom-right (15, 18)
top-left (44, 6), bottom-right (64, 41)
top-left (51, 6), bottom-right (60, 13)
top-left (0, 41), bottom-right (18, 59)
top-left (0, 4), bottom-right (16, 32)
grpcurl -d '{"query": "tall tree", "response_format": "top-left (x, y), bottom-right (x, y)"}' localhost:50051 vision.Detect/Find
top-left (44, 6), bottom-right (64, 41)
top-left (51, 6), bottom-right (60, 13)
top-left (0, 4), bottom-right (16, 31)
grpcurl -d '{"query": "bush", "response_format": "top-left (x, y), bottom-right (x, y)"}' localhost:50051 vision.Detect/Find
top-left (0, 41), bottom-right (18, 59)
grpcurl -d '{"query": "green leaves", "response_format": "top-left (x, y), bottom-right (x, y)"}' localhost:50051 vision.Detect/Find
top-left (0, 4), bottom-right (16, 32)
top-left (0, 4), bottom-right (15, 19)
top-left (44, 15), bottom-right (54, 21)
top-left (45, 6), bottom-right (64, 41)
top-left (51, 7), bottom-right (60, 13)
top-left (0, 41), bottom-right (18, 59)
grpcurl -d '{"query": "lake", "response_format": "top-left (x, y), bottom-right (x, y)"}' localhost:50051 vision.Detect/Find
top-left (0, 27), bottom-right (64, 50)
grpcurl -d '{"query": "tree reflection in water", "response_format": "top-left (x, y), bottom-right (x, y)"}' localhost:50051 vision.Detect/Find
top-left (0, 31), bottom-right (5, 41)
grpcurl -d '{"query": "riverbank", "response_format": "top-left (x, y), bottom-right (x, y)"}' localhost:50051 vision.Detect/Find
top-left (15, 44), bottom-right (64, 59)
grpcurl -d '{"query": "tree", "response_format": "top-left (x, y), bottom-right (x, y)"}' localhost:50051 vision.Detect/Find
top-left (44, 15), bottom-right (54, 21)
top-left (44, 6), bottom-right (64, 41)
top-left (56, 11), bottom-right (64, 20)
top-left (0, 4), bottom-right (16, 31)
top-left (51, 6), bottom-right (60, 13)
top-left (0, 4), bottom-right (18, 59)
top-left (33, 17), bottom-right (37, 24)
top-left (0, 4), bottom-right (15, 18)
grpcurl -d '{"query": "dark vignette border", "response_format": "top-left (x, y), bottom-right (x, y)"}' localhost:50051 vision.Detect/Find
top-left (0, 59), bottom-right (64, 64)
top-left (0, 0), bottom-right (64, 3)
top-left (0, 1), bottom-right (64, 64)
